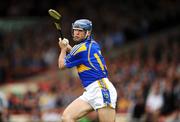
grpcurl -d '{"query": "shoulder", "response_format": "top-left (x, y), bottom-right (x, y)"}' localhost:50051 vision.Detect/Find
top-left (90, 40), bottom-right (101, 50)
top-left (70, 42), bottom-right (88, 56)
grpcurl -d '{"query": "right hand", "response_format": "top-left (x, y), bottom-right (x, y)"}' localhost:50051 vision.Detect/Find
top-left (58, 38), bottom-right (69, 49)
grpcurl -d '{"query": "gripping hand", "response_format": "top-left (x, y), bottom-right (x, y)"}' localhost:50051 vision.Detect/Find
top-left (59, 38), bottom-right (69, 49)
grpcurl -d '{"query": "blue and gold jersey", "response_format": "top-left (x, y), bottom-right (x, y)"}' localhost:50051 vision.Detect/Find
top-left (65, 37), bottom-right (108, 87)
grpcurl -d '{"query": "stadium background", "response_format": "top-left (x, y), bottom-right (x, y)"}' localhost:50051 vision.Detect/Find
top-left (0, 0), bottom-right (179, 122)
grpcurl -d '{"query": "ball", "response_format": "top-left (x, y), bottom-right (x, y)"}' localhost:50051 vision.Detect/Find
top-left (62, 38), bottom-right (69, 45)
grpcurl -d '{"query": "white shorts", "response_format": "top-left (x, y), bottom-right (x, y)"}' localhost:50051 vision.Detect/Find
top-left (79, 78), bottom-right (117, 110)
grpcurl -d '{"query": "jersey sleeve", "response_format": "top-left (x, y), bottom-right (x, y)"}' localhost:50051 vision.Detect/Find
top-left (64, 43), bottom-right (87, 68)
top-left (64, 53), bottom-right (83, 68)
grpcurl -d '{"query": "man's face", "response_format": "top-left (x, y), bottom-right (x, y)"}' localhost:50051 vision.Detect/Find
top-left (73, 29), bottom-right (86, 42)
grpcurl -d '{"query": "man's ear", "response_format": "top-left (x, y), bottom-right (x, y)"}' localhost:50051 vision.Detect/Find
top-left (86, 31), bottom-right (91, 36)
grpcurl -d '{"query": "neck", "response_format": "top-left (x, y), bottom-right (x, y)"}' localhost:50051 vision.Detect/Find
top-left (75, 36), bottom-right (91, 44)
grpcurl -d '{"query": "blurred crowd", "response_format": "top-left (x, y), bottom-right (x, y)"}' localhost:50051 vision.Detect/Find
top-left (0, 23), bottom-right (58, 83)
top-left (109, 32), bottom-right (180, 122)
top-left (1, 0), bottom-right (180, 83)
top-left (1, 0), bottom-right (180, 40)
top-left (0, 28), bottom-right (179, 122)
top-left (0, 0), bottom-right (180, 122)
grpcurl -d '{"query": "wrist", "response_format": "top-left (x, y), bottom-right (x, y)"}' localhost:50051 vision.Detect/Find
top-left (61, 47), bottom-right (67, 52)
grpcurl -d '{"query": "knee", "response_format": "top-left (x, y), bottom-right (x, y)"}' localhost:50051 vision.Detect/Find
top-left (61, 113), bottom-right (74, 122)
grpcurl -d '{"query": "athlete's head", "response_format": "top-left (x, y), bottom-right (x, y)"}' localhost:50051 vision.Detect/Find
top-left (72, 19), bottom-right (92, 42)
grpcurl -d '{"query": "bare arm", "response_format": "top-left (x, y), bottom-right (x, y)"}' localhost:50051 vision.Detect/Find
top-left (67, 44), bottom-right (72, 53)
top-left (58, 38), bottom-right (71, 70)
top-left (58, 48), bottom-right (67, 70)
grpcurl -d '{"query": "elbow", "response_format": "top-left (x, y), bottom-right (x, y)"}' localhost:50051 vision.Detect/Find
top-left (58, 62), bottom-right (65, 70)
top-left (59, 65), bottom-right (64, 70)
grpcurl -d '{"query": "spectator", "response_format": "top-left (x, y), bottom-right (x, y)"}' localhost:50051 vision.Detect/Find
top-left (145, 81), bottom-right (164, 122)
top-left (0, 91), bottom-right (8, 122)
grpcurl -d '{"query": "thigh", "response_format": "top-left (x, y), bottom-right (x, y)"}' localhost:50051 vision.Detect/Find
top-left (97, 107), bottom-right (116, 122)
top-left (62, 98), bottom-right (93, 120)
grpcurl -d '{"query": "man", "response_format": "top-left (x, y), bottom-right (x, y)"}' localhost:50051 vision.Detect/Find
top-left (58, 19), bottom-right (117, 122)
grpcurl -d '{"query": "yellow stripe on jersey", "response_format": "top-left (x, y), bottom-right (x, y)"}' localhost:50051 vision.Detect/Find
top-left (94, 53), bottom-right (104, 71)
top-left (77, 64), bottom-right (91, 73)
top-left (73, 43), bottom-right (87, 55)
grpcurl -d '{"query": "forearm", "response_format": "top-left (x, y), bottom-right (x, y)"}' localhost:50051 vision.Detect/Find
top-left (67, 44), bottom-right (72, 52)
top-left (58, 49), bottom-right (67, 70)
